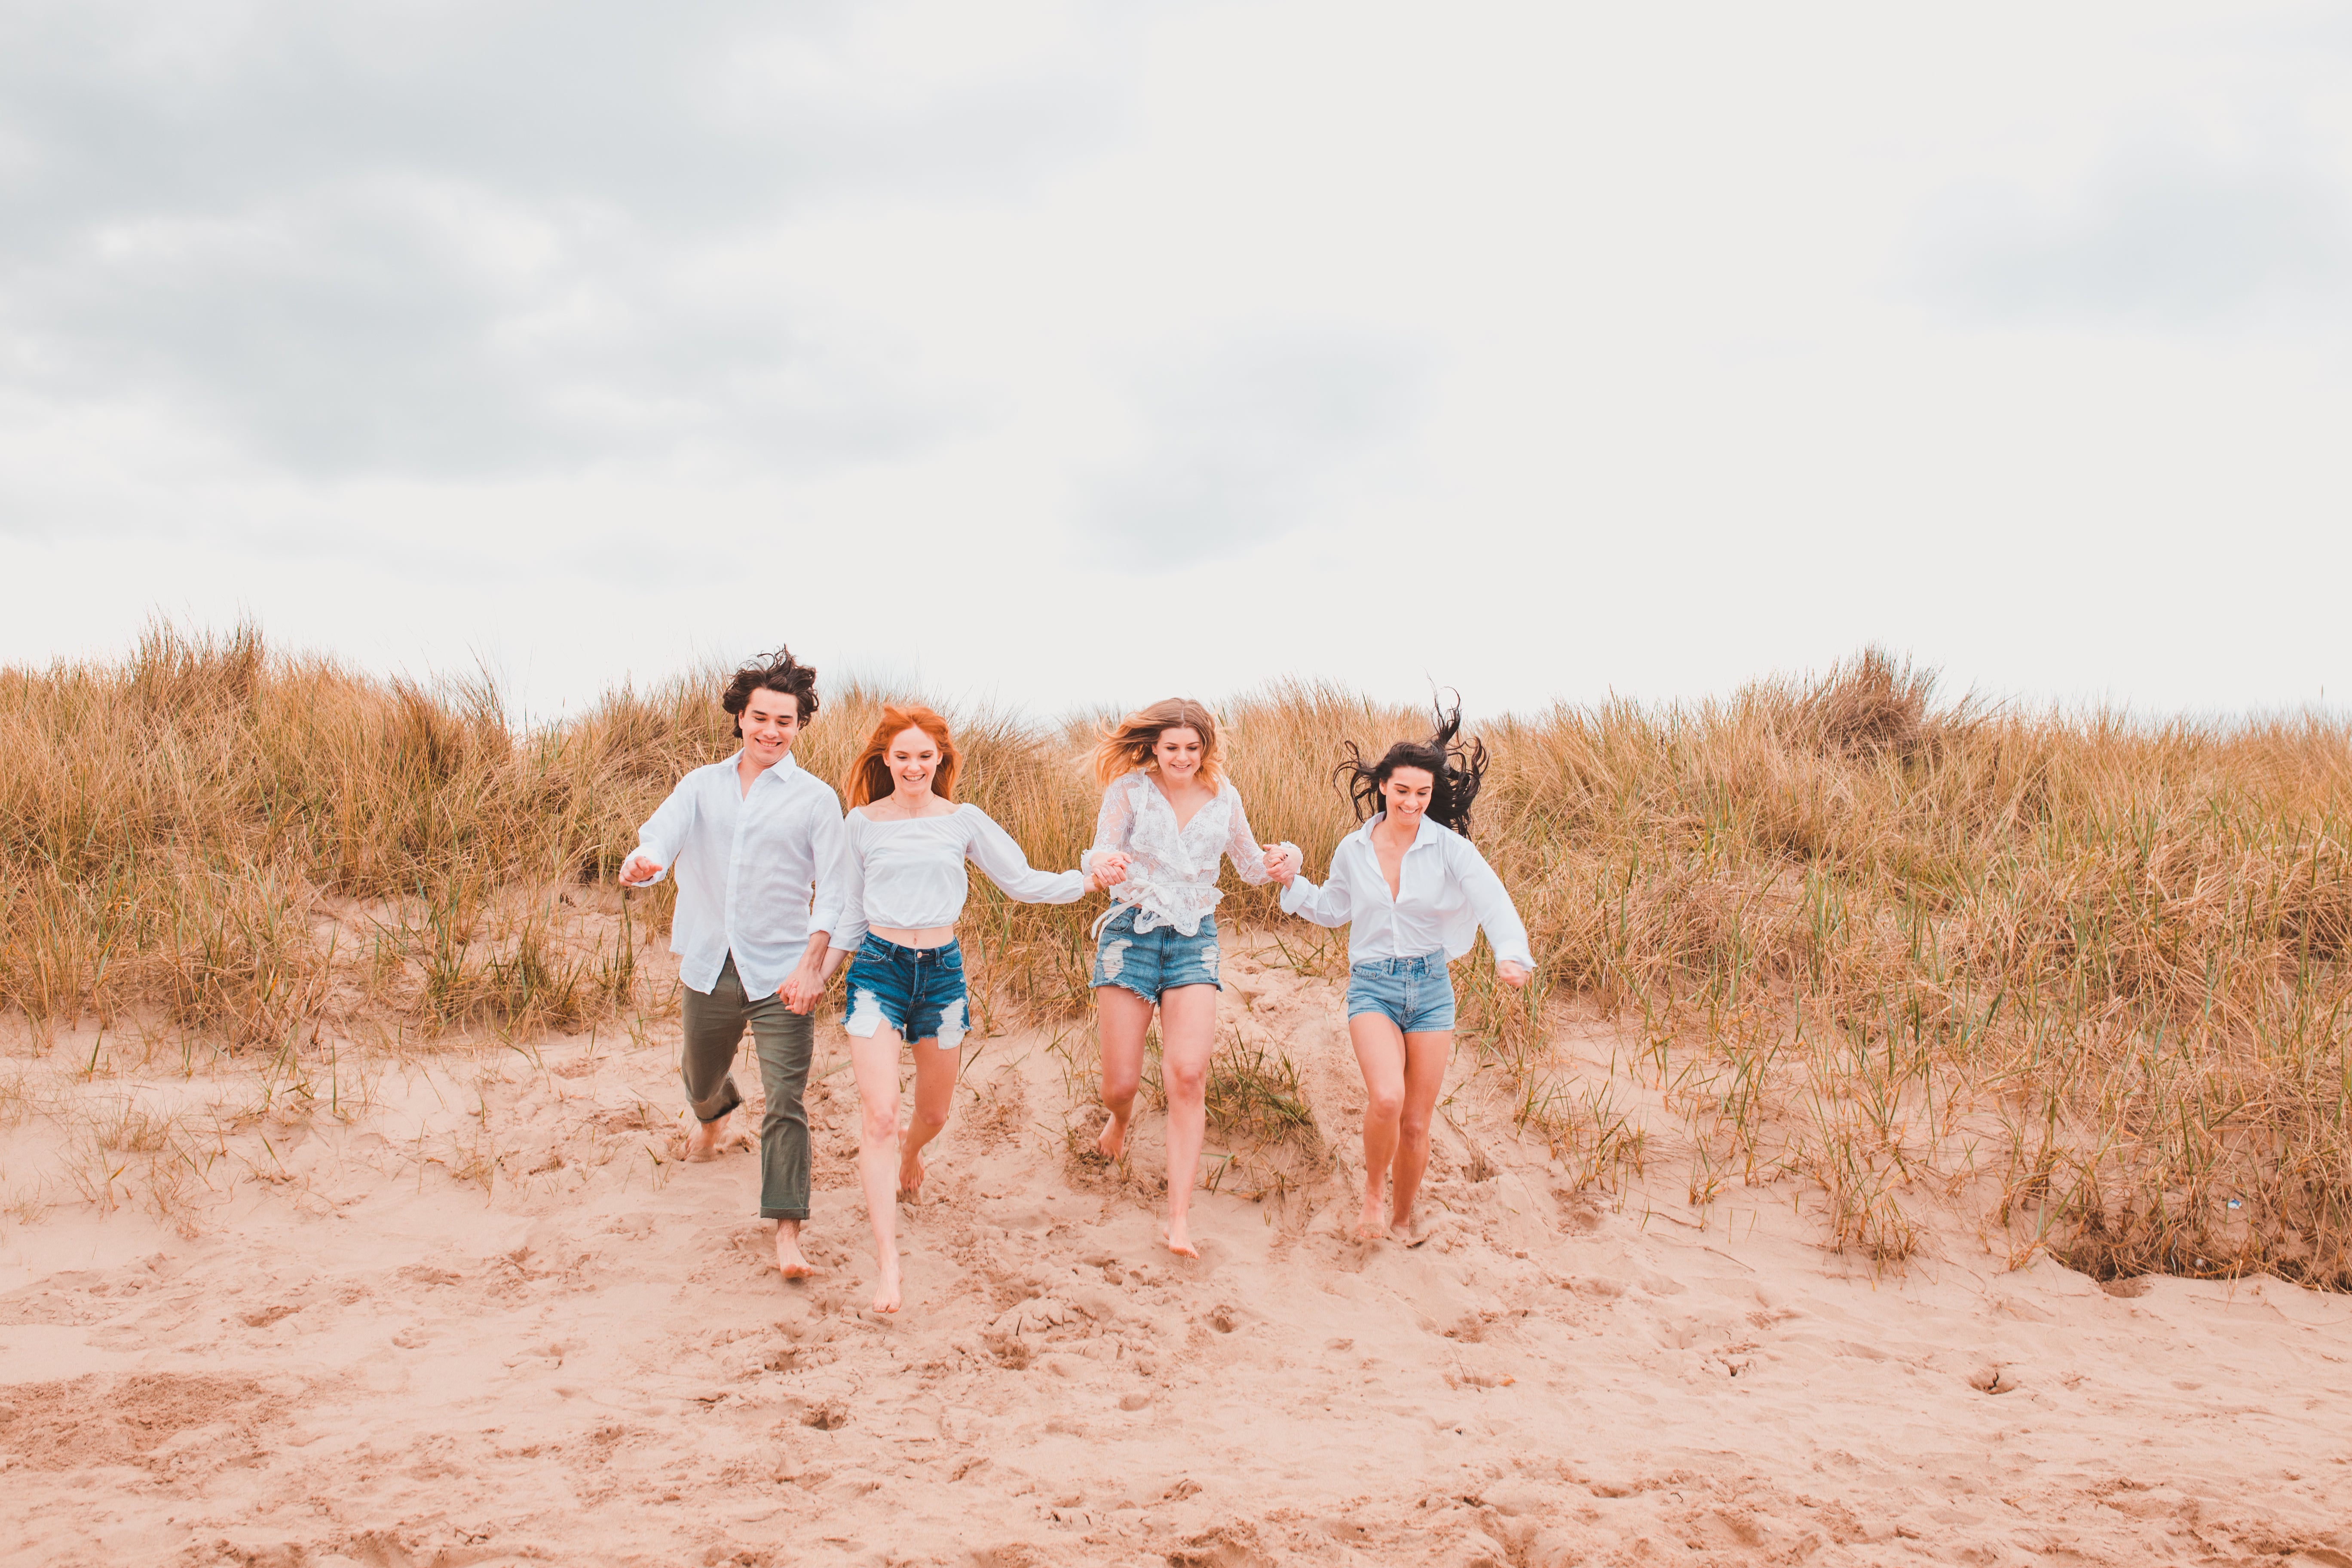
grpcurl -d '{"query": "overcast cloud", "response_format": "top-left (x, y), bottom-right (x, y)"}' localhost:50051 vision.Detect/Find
top-left (3, 1), bottom-right (2348, 720)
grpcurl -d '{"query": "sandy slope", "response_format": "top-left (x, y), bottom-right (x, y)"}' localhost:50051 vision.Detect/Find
top-left (4, 947), bottom-right (2352, 1568)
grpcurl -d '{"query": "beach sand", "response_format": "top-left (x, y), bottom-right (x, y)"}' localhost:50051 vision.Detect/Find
top-left (4, 946), bottom-right (2350, 1567)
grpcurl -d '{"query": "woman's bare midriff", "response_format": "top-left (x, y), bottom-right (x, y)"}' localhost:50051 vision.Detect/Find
top-left (869, 925), bottom-right (957, 949)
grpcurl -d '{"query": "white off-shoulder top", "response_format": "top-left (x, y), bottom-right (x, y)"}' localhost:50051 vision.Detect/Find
top-left (824, 804), bottom-right (1084, 953)
top-left (1082, 772), bottom-right (1298, 937)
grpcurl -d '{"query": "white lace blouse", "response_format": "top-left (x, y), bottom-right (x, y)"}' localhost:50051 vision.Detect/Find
top-left (1081, 772), bottom-right (1298, 937)
top-left (823, 804), bottom-right (1084, 953)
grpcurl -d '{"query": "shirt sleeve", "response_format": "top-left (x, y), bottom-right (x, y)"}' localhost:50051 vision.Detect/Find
top-left (628, 775), bottom-right (700, 885)
top-left (964, 808), bottom-right (1085, 904)
top-left (1080, 773), bottom-right (1136, 881)
top-left (809, 800), bottom-right (860, 952)
top-left (1277, 848), bottom-right (1356, 928)
top-left (1453, 836), bottom-right (1534, 970)
top-left (1219, 784), bottom-right (1299, 888)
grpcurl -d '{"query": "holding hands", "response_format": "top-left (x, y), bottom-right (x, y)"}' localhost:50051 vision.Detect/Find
top-left (1085, 851), bottom-right (1132, 894)
top-left (778, 962), bottom-right (826, 1015)
top-left (1263, 843), bottom-right (1301, 886)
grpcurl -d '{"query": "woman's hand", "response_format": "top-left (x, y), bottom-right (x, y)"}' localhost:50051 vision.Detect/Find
top-left (780, 938), bottom-right (833, 1014)
top-left (619, 853), bottom-right (660, 887)
top-left (1085, 851), bottom-right (1131, 894)
top-left (1263, 844), bottom-right (1299, 886)
top-left (1496, 960), bottom-right (1530, 990)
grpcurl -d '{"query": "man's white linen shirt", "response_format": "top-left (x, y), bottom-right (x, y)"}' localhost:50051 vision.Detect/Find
top-left (1278, 813), bottom-right (1534, 970)
top-left (628, 752), bottom-right (846, 998)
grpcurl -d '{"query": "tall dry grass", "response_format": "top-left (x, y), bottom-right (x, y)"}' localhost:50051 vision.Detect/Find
top-left (4, 630), bottom-right (2348, 1286)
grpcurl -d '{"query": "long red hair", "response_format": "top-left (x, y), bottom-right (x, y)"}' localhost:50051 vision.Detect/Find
top-left (845, 704), bottom-right (961, 807)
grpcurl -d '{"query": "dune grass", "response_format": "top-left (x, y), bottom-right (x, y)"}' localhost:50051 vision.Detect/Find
top-left (3, 625), bottom-right (2349, 1286)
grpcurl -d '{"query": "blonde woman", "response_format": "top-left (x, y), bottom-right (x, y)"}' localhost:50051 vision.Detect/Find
top-left (1085, 699), bottom-right (1299, 1258)
top-left (802, 704), bottom-right (1126, 1313)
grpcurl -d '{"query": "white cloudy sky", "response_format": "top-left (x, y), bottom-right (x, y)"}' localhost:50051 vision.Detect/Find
top-left (3, 0), bottom-right (2348, 721)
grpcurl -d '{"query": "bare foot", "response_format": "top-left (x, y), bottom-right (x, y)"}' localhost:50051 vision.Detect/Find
top-left (1354, 1195), bottom-right (1389, 1242)
top-left (896, 1149), bottom-right (924, 1205)
top-left (686, 1110), bottom-right (733, 1163)
top-left (1095, 1113), bottom-right (1128, 1162)
top-left (1163, 1222), bottom-right (1200, 1260)
top-left (1392, 1212), bottom-right (1448, 1249)
top-left (773, 1221), bottom-right (815, 1280)
top-left (870, 1261), bottom-right (902, 1314)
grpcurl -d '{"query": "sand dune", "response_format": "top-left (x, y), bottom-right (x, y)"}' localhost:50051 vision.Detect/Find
top-left (5, 944), bottom-right (2351, 1567)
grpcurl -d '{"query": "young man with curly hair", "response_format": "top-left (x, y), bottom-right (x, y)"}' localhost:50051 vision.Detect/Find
top-left (620, 647), bottom-right (842, 1281)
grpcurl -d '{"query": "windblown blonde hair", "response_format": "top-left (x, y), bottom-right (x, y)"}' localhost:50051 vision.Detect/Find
top-left (1090, 698), bottom-right (1226, 789)
top-left (846, 704), bottom-right (961, 807)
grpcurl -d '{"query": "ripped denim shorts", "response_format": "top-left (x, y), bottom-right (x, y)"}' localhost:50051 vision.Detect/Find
top-left (843, 935), bottom-right (969, 1050)
top-left (1090, 906), bottom-right (1221, 1002)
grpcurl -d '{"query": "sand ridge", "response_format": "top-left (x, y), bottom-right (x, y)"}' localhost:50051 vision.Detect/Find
top-left (4, 947), bottom-right (2352, 1567)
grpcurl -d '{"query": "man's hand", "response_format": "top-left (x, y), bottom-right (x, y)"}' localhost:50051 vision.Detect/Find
top-left (1496, 960), bottom-right (1530, 989)
top-left (1084, 851), bottom-right (1131, 894)
top-left (779, 966), bottom-right (824, 1015)
top-left (619, 853), bottom-right (661, 888)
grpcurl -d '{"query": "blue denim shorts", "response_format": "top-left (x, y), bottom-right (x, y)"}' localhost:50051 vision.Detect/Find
top-left (1091, 906), bottom-right (1222, 1002)
top-left (1347, 952), bottom-right (1456, 1034)
top-left (843, 935), bottom-right (969, 1049)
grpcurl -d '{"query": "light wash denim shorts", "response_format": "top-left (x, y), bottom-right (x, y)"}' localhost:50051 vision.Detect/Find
top-left (843, 935), bottom-right (969, 1049)
top-left (1091, 906), bottom-right (1222, 1002)
top-left (1346, 952), bottom-right (1456, 1034)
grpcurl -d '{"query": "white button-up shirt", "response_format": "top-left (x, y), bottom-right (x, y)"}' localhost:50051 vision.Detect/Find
top-left (628, 751), bottom-right (846, 998)
top-left (1278, 812), bottom-right (1533, 970)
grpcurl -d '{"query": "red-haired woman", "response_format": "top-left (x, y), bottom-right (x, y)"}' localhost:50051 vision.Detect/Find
top-left (804, 704), bottom-right (1127, 1313)
top-left (1085, 699), bottom-right (1299, 1258)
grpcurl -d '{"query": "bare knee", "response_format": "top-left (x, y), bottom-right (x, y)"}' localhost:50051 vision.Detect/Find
top-left (1363, 1088), bottom-right (1406, 1125)
top-left (1396, 1111), bottom-right (1433, 1147)
top-left (1163, 1061), bottom-right (1207, 1102)
top-left (908, 1106), bottom-right (949, 1138)
top-left (861, 1103), bottom-right (899, 1145)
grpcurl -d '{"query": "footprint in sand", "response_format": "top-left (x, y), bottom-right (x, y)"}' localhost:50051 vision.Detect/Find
top-left (1967, 1363), bottom-right (2021, 1394)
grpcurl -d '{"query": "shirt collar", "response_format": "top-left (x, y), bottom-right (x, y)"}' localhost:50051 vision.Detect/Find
top-left (727, 749), bottom-right (801, 781)
top-left (1360, 811), bottom-right (1441, 851)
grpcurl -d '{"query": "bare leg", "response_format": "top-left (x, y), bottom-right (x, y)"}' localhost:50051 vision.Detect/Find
top-left (897, 1037), bottom-right (959, 1198)
top-left (1349, 1014), bottom-right (1407, 1240)
top-left (1095, 985), bottom-right (1155, 1161)
top-left (772, 1217), bottom-right (812, 1279)
top-left (848, 1024), bottom-right (909, 1313)
top-left (1389, 1029), bottom-right (1453, 1241)
top-left (1157, 984), bottom-right (1219, 1259)
top-left (686, 1108), bottom-right (734, 1161)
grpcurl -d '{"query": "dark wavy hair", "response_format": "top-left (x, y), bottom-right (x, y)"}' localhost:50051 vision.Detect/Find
top-left (1336, 698), bottom-right (1488, 836)
top-left (721, 646), bottom-right (820, 733)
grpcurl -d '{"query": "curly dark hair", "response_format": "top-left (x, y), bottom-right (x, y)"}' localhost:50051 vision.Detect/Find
top-left (1335, 697), bottom-right (1488, 836)
top-left (721, 646), bottom-right (820, 733)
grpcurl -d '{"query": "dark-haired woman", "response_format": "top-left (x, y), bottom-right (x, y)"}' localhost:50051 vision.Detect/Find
top-left (801, 704), bottom-right (1127, 1313)
top-left (1271, 706), bottom-right (1531, 1245)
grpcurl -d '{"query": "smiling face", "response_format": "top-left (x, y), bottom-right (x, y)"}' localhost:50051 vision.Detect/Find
top-left (885, 725), bottom-right (943, 798)
top-left (1379, 765), bottom-right (1435, 827)
top-left (739, 686), bottom-right (805, 769)
top-left (1152, 726), bottom-right (1206, 784)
